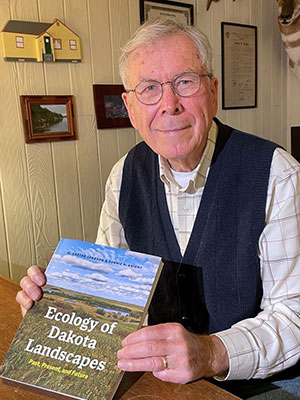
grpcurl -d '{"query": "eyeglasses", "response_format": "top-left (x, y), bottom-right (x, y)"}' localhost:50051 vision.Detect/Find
top-left (126, 71), bottom-right (212, 105)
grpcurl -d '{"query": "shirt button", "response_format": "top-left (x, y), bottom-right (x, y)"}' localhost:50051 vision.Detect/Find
top-left (182, 206), bottom-right (189, 212)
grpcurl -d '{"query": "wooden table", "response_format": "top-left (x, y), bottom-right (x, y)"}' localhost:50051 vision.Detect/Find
top-left (0, 274), bottom-right (241, 400)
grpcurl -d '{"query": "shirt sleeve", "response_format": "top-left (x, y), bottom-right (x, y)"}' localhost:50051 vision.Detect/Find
top-left (214, 148), bottom-right (300, 380)
top-left (95, 155), bottom-right (129, 250)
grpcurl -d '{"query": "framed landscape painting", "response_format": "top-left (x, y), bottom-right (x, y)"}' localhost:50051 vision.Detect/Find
top-left (93, 84), bottom-right (132, 129)
top-left (20, 95), bottom-right (76, 143)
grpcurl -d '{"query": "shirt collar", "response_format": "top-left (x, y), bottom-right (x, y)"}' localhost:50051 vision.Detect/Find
top-left (159, 120), bottom-right (218, 192)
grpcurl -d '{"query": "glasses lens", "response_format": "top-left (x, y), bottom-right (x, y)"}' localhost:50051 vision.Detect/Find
top-left (174, 72), bottom-right (200, 97)
top-left (136, 81), bottom-right (162, 104)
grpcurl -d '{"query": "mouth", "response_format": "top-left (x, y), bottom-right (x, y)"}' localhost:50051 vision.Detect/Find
top-left (279, 18), bottom-right (292, 25)
top-left (156, 126), bottom-right (191, 133)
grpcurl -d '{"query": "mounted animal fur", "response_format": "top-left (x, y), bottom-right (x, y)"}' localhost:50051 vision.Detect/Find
top-left (278, 0), bottom-right (300, 80)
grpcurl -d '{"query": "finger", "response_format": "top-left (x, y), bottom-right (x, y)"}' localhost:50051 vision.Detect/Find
top-left (27, 266), bottom-right (46, 286)
top-left (16, 290), bottom-right (34, 312)
top-left (122, 322), bottom-right (182, 346)
top-left (20, 304), bottom-right (28, 317)
top-left (118, 356), bottom-right (168, 372)
top-left (153, 369), bottom-right (190, 384)
top-left (118, 339), bottom-right (173, 359)
top-left (19, 276), bottom-right (43, 301)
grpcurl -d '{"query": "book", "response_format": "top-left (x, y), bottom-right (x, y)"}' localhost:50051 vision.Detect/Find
top-left (0, 238), bottom-right (163, 400)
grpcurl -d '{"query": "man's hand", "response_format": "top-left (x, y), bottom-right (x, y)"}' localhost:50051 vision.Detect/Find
top-left (117, 322), bottom-right (229, 384)
top-left (16, 266), bottom-right (46, 317)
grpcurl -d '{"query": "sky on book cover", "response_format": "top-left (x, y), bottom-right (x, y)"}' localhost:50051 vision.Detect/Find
top-left (46, 239), bottom-right (161, 307)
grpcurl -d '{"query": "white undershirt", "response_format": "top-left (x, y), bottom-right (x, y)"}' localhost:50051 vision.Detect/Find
top-left (171, 168), bottom-right (196, 188)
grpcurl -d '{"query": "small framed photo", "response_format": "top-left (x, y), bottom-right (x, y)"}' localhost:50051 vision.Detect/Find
top-left (93, 84), bottom-right (132, 129)
top-left (291, 126), bottom-right (300, 163)
top-left (140, 0), bottom-right (194, 25)
top-left (20, 95), bottom-right (76, 143)
top-left (221, 22), bottom-right (257, 109)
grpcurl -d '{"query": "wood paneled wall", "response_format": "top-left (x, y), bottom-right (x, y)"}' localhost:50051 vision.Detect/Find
top-left (0, 0), bottom-right (299, 282)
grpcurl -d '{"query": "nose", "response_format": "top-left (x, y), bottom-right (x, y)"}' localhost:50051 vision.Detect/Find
top-left (160, 82), bottom-right (183, 115)
top-left (279, 2), bottom-right (294, 21)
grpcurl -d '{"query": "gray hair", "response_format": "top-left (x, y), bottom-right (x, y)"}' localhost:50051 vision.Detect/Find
top-left (119, 18), bottom-right (213, 90)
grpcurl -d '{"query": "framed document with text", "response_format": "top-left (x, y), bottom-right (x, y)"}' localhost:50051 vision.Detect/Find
top-left (221, 22), bottom-right (257, 109)
top-left (140, 0), bottom-right (194, 25)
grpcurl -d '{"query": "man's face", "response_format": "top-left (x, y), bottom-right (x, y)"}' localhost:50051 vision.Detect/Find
top-left (122, 32), bottom-right (218, 171)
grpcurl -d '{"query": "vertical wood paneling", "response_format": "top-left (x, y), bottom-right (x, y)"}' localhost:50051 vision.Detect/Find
top-left (64, 0), bottom-right (101, 242)
top-left (127, 0), bottom-right (141, 35)
top-left (237, 0), bottom-right (252, 133)
top-left (271, 1), bottom-right (282, 145)
top-left (88, 0), bottom-right (111, 205)
top-left (88, 0), bottom-right (112, 83)
top-left (223, 1), bottom-right (242, 128)
top-left (250, 0), bottom-right (262, 137)
top-left (98, 129), bottom-right (119, 191)
top-left (75, 115), bottom-right (101, 242)
top-left (239, 0), bottom-right (250, 24)
top-left (47, 0), bottom-right (90, 241)
top-left (211, 2), bottom-right (226, 123)
top-left (0, 184), bottom-right (9, 276)
top-left (52, 140), bottom-right (83, 240)
top-left (109, 0), bottom-right (130, 82)
top-left (224, 0), bottom-right (239, 22)
top-left (109, 0), bottom-right (135, 161)
top-left (287, 70), bottom-right (300, 152)
top-left (280, 45), bottom-right (288, 150)
top-left (0, 0), bottom-right (37, 282)
top-left (14, 3), bottom-right (53, 269)
top-left (261, 1), bottom-right (272, 141)
top-left (65, 0), bottom-right (94, 115)
top-left (27, 143), bottom-right (59, 267)
top-left (0, 0), bottom-right (298, 282)
top-left (197, 0), bottom-right (211, 37)
top-left (0, 0), bottom-right (10, 277)
top-left (20, 0), bottom-right (64, 267)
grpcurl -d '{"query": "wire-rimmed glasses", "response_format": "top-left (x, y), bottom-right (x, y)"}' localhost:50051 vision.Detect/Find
top-left (126, 71), bottom-right (212, 105)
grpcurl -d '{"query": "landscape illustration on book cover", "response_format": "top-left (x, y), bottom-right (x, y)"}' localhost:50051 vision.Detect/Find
top-left (0, 239), bottom-right (163, 400)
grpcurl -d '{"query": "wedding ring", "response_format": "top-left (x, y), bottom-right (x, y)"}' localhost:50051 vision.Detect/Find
top-left (162, 355), bottom-right (168, 370)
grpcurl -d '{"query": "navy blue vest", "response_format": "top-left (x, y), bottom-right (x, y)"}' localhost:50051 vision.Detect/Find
top-left (119, 120), bottom-right (278, 334)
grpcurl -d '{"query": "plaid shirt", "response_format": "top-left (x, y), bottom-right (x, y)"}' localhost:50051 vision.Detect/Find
top-left (96, 121), bottom-right (300, 380)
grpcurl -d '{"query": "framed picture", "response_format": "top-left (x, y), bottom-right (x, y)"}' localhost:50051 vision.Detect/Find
top-left (140, 0), bottom-right (194, 25)
top-left (221, 22), bottom-right (257, 109)
top-left (291, 126), bottom-right (300, 163)
top-left (93, 84), bottom-right (132, 129)
top-left (20, 95), bottom-right (76, 143)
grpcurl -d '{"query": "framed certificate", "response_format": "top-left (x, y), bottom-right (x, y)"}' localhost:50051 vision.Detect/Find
top-left (140, 0), bottom-right (194, 25)
top-left (221, 22), bottom-right (257, 109)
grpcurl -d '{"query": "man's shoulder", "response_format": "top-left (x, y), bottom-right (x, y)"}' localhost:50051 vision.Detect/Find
top-left (216, 118), bottom-right (280, 149)
top-left (109, 154), bottom-right (127, 179)
top-left (231, 128), bottom-right (279, 150)
top-left (270, 148), bottom-right (300, 181)
top-left (125, 141), bottom-right (157, 170)
top-left (127, 140), bottom-right (154, 157)
top-left (110, 142), bottom-right (148, 175)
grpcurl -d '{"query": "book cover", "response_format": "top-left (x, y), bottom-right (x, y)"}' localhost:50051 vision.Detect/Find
top-left (0, 238), bottom-right (163, 400)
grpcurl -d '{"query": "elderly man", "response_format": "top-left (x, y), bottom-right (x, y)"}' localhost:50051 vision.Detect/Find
top-left (17, 19), bottom-right (299, 399)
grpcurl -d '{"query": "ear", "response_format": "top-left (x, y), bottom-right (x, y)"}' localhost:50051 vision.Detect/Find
top-left (122, 92), bottom-right (137, 129)
top-left (210, 77), bottom-right (218, 117)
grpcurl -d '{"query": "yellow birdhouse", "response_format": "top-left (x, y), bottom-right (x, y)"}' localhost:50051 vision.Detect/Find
top-left (1, 19), bottom-right (81, 63)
